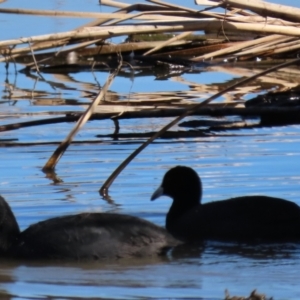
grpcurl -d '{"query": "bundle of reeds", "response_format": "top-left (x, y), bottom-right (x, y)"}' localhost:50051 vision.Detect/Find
top-left (1, 0), bottom-right (300, 65)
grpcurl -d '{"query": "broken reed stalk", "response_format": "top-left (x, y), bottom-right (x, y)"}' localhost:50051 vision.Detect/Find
top-left (42, 58), bottom-right (122, 172)
top-left (149, 0), bottom-right (225, 20)
top-left (191, 34), bottom-right (287, 61)
top-left (0, 7), bottom-right (174, 19)
top-left (99, 56), bottom-right (300, 197)
top-left (236, 36), bottom-right (294, 56)
top-left (226, 15), bottom-right (297, 26)
top-left (3, 20), bottom-right (300, 49)
top-left (149, 0), bottom-right (198, 13)
top-left (143, 31), bottom-right (193, 56)
top-left (271, 42), bottom-right (300, 55)
top-left (100, 0), bottom-right (129, 9)
top-left (97, 2), bottom-right (182, 27)
top-left (193, 0), bottom-right (219, 6)
top-left (0, 8), bottom-right (191, 21)
top-left (213, 0), bottom-right (300, 23)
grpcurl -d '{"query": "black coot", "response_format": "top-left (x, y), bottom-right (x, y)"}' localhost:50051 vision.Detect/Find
top-left (0, 195), bottom-right (180, 260)
top-left (151, 166), bottom-right (300, 242)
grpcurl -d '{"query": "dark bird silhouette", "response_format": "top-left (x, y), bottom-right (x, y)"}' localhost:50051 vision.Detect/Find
top-left (151, 166), bottom-right (300, 242)
top-left (0, 195), bottom-right (180, 261)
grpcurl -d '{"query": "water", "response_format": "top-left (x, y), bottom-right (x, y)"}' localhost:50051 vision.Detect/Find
top-left (1, 0), bottom-right (300, 299)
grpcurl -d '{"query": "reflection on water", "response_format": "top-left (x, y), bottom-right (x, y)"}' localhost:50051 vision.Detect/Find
top-left (0, 242), bottom-right (299, 299)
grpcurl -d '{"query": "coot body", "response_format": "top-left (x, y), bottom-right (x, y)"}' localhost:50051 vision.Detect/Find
top-left (151, 166), bottom-right (300, 242)
top-left (0, 196), bottom-right (179, 260)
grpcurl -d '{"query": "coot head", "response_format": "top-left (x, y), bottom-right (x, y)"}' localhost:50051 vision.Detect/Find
top-left (0, 196), bottom-right (20, 254)
top-left (151, 166), bottom-right (202, 209)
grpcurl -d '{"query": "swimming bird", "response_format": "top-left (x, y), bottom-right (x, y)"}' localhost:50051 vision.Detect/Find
top-left (0, 195), bottom-right (180, 260)
top-left (151, 166), bottom-right (300, 242)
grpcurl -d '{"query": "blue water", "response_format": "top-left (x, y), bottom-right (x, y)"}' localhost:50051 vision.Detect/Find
top-left (1, 0), bottom-right (300, 299)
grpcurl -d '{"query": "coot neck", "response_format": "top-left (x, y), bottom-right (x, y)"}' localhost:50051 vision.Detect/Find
top-left (166, 193), bottom-right (200, 226)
